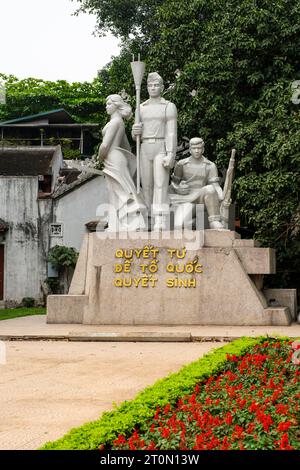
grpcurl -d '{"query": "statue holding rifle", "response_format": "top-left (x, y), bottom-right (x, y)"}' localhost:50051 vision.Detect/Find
top-left (83, 55), bottom-right (234, 233)
top-left (169, 137), bottom-right (236, 230)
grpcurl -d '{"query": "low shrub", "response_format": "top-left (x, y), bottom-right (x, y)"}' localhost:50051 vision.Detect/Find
top-left (21, 297), bottom-right (35, 308)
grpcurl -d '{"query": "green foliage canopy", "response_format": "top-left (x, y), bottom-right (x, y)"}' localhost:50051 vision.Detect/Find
top-left (0, 73), bottom-right (106, 126)
top-left (98, 0), bottom-right (300, 291)
top-left (151, 0), bottom-right (300, 291)
top-left (72, 0), bottom-right (164, 39)
top-left (1, 0), bottom-right (299, 292)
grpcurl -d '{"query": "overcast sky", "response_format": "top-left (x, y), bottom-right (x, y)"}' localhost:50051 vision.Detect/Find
top-left (0, 0), bottom-right (120, 82)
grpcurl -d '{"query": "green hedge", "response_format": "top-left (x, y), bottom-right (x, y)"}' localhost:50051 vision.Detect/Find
top-left (41, 336), bottom-right (267, 450)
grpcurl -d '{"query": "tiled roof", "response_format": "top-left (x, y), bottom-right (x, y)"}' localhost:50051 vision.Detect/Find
top-left (0, 109), bottom-right (74, 125)
top-left (0, 146), bottom-right (58, 176)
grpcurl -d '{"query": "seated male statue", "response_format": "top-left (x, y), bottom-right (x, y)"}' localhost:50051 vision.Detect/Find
top-left (169, 137), bottom-right (224, 229)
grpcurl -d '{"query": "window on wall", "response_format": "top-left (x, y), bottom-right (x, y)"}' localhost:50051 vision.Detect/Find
top-left (50, 224), bottom-right (63, 238)
top-left (38, 175), bottom-right (52, 193)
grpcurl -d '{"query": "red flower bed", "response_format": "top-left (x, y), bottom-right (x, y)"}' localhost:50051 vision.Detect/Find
top-left (112, 340), bottom-right (300, 450)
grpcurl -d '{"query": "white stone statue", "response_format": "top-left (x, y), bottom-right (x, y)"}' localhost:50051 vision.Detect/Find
top-left (132, 72), bottom-right (177, 230)
top-left (98, 94), bottom-right (146, 231)
top-left (169, 137), bottom-right (225, 229)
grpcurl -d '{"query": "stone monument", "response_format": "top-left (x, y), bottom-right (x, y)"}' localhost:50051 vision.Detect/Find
top-left (132, 71), bottom-right (177, 231)
top-left (169, 137), bottom-right (225, 230)
top-left (98, 94), bottom-right (146, 231)
top-left (47, 58), bottom-right (296, 327)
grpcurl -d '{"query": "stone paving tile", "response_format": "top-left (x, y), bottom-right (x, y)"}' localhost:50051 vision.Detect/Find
top-left (0, 340), bottom-right (224, 450)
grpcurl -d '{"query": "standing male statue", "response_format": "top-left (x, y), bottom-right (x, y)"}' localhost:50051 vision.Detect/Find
top-left (169, 137), bottom-right (225, 229)
top-left (132, 72), bottom-right (177, 230)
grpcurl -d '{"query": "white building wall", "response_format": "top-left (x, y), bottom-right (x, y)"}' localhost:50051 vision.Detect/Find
top-left (0, 173), bottom-right (108, 303)
top-left (54, 175), bottom-right (108, 251)
top-left (51, 146), bottom-right (63, 192)
top-left (0, 176), bottom-right (52, 304)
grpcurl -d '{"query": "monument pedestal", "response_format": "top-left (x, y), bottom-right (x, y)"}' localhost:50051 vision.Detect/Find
top-left (47, 230), bottom-right (293, 326)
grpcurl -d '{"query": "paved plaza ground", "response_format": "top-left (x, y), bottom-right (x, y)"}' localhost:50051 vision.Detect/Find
top-left (0, 315), bottom-right (299, 450)
top-left (1, 315), bottom-right (300, 341)
top-left (0, 336), bottom-right (223, 450)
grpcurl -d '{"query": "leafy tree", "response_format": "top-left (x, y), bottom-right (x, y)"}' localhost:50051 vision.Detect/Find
top-left (77, 0), bottom-right (300, 293)
top-left (0, 73), bottom-right (107, 126)
top-left (1, 0), bottom-right (299, 294)
top-left (48, 245), bottom-right (79, 294)
top-left (72, 0), bottom-right (164, 39)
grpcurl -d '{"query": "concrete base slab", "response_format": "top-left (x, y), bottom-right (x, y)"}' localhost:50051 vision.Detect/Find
top-left (235, 247), bottom-right (276, 274)
top-left (233, 239), bottom-right (261, 247)
top-left (264, 288), bottom-right (298, 320)
top-left (47, 231), bottom-right (296, 327)
top-left (1, 316), bottom-right (300, 342)
top-left (68, 331), bottom-right (192, 342)
top-left (203, 229), bottom-right (240, 246)
top-left (47, 295), bottom-right (88, 324)
top-left (264, 307), bottom-right (293, 326)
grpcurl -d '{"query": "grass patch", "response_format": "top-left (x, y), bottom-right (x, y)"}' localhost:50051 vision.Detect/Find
top-left (0, 307), bottom-right (46, 321)
top-left (41, 336), bottom-right (265, 450)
